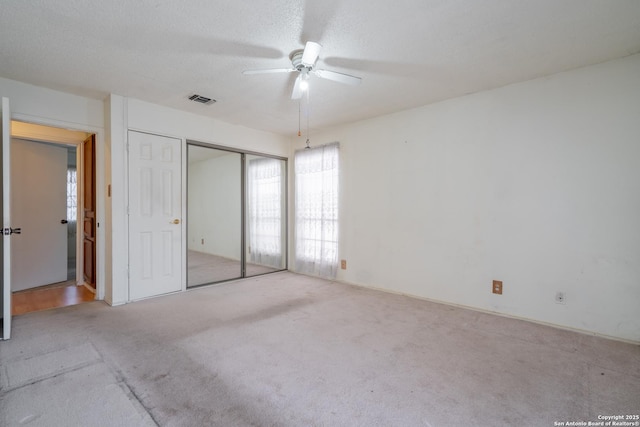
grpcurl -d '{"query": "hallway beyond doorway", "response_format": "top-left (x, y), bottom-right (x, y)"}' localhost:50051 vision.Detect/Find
top-left (12, 281), bottom-right (95, 315)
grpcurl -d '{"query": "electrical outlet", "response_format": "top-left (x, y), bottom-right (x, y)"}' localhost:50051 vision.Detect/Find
top-left (555, 292), bottom-right (566, 304)
top-left (341, 259), bottom-right (347, 270)
top-left (492, 280), bottom-right (503, 295)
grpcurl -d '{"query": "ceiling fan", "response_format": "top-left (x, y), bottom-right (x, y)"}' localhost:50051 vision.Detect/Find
top-left (243, 41), bottom-right (362, 99)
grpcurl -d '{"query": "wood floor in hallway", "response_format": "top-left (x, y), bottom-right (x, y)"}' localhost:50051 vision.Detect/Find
top-left (12, 282), bottom-right (95, 316)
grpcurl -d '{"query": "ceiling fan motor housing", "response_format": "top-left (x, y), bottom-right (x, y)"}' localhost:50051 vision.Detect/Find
top-left (290, 50), bottom-right (314, 71)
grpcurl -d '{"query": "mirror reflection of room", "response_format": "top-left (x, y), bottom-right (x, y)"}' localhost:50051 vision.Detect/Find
top-left (245, 154), bottom-right (286, 275)
top-left (187, 145), bottom-right (286, 288)
top-left (188, 146), bottom-right (242, 286)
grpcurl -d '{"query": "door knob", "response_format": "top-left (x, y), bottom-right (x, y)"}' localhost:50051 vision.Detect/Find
top-left (171, 219), bottom-right (180, 224)
top-left (61, 219), bottom-right (68, 224)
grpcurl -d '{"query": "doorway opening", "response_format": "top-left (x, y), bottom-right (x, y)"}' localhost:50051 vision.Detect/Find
top-left (9, 121), bottom-right (97, 315)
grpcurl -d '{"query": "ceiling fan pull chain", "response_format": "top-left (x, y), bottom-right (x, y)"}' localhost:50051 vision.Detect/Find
top-left (298, 98), bottom-right (302, 137)
top-left (306, 88), bottom-right (311, 147)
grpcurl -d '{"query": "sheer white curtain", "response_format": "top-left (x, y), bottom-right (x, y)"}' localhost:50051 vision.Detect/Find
top-left (247, 157), bottom-right (283, 268)
top-left (294, 142), bottom-right (339, 278)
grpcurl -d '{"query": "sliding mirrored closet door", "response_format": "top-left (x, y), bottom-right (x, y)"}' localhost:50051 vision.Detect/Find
top-left (187, 146), bottom-right (242, 286)
top-left (187, 144), bottom-right (286, 287)
top-left (245, 154), bottom-right (286, 277)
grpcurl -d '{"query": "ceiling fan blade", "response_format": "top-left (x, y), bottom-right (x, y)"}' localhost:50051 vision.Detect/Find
top-left (291, 74), bottom-right (303, 100)
top-left (301, 41), bottom-right (322, 67)
top-left (242, 68), bottom-right (295, 75)
top-left (313, 69), bottom-right (362, 86)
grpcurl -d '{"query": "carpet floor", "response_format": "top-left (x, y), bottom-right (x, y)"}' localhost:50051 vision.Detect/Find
top-left (1, 272), bottom-right (638, 426)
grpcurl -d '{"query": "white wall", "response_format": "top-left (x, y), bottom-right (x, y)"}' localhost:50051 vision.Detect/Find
top-left (127, 98), bottom-right (289, 157)
top-left (188, 154), bottom-right (242, 259)
top-left (0, 78), bottom-right (103, 129)
top-left (292, 54), bottom-right (640, 342)
top-left (104, 94), bottom-right (124, 305)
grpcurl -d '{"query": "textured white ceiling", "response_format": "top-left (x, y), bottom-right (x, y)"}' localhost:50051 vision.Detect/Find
top-left (1, 0), bottom-right (639, 136)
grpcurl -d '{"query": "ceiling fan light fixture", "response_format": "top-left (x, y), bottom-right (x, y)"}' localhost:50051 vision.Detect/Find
top-left (243, 40), bottom-right (361, 101)
top-left (301, 41), bottom-right (321, 67)
top-left (300, 74), bottom-right (309, 92)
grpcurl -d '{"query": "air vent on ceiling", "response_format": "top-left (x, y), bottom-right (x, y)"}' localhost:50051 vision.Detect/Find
top-left (188, 94), bottom-right (216, 105)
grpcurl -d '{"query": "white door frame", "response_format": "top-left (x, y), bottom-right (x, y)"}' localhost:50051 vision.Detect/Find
top-left (2, 97), bottom-right (12, 340)
top-left (11, 123), bottom-right (91, 289)
top-left (10, 113), bottom-right (105, 301)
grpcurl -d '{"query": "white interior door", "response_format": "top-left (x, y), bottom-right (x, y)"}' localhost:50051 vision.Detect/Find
top-left (10, 139), bottom-right (68, 291)
top-left (2, 97), bottom-right (12, 340)
top-left (128, 131), bottom-right (182, 300)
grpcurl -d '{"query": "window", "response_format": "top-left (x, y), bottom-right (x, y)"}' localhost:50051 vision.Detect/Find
top-left (67, 167), bottom-right (77, 222)
top-left (294, 142), bottom-right (339, 278)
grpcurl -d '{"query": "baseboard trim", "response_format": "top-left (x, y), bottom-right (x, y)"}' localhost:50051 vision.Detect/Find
top-left (334, 278), bottom-right (640, 346)
top-left (82, 283), bottom-right (96, 294)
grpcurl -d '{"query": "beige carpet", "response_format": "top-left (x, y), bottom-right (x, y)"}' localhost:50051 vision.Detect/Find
top-left (1, 272), bottom-right (638, 426)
